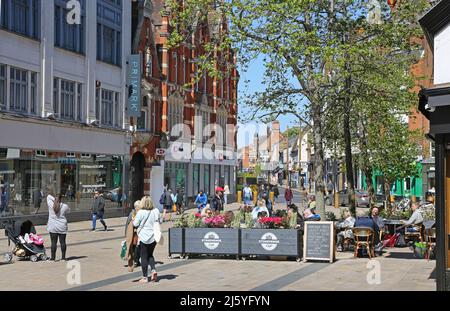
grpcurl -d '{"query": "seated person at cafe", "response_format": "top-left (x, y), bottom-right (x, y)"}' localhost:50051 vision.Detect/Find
top-left (252, 199), bottom-right (270, 220)
top-left (370, 206), bottom-right (384, 230)
top-left (307, 195), bottom-right (316, 212)
top-left (397, 202), bottom-right (423, 232)
top-left (355, 210), bottom-right (381, 245)
top-left (336, 210), bottom-right (355, 252)
top-left (253, 211), bottom-right (269, 228)
top-left (303, 208), bottom-right (321, 221)
top-left (201, 205), bottom-right (213, 218)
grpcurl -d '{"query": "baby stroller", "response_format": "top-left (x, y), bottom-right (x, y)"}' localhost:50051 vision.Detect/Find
top-left (4, 220), bottom-right (48, 263)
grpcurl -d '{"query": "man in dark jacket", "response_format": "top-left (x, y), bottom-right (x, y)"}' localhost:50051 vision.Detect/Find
top-left (91, 191), bottom-right (107, 231)
top-left (162, 189), bottom-right (174, 222)
top-left (210, 190), bottom-right (224, 215)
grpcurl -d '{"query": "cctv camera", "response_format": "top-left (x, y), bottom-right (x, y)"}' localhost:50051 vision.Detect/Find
top-left (424, 104), bottom-right (436, 113)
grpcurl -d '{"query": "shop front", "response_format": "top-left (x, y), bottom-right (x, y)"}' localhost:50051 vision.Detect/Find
top-left (0, 116), bottom-right (129, 224)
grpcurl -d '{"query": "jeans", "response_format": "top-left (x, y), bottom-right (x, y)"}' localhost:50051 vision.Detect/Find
top-left (140, 241), bottom-right (157, 278)
top-left (92, 213), bottom-right (107, 230)
top-left (243, 197), bottom-right (252, 205)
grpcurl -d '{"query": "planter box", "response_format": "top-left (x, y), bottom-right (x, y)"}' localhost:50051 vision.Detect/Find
top-left (184, 228), bottom-right (240, 255)
top-left (240, 229), bottom-right (302, 258)
top-left (169, 228), bottom-right (184, 256)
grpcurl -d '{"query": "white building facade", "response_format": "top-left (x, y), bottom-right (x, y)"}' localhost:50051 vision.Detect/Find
top-left (0, 0), bottom-right (131, 217)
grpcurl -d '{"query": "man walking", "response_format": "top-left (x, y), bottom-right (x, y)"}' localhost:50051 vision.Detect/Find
top-left (284, 186), bottom-right (293, 209)
top-left (91, 191), bottom-right (107, 231)
top-left (33, 188), bottom-right (43, 214)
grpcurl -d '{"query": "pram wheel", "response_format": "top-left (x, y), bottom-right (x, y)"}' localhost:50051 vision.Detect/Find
top-left (30, 255), bottom-right (38, 262)
top-left (4, 253), bottom-right (13, 263)
top-left (40, 254), bottom-right (48, 261)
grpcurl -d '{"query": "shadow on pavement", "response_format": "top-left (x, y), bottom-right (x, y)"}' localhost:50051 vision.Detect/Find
top-left (65, 256), bottom-right (88, 261)
top-left (384, 250), bottom-right (416, 259)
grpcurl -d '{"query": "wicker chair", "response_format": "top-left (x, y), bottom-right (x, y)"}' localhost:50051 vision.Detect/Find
top-left (352, 227), bottom-right (375, 259)
top-left (425, 228), bottom-right (436, 261)
top-left (404, 223), bottom-right (424, 243)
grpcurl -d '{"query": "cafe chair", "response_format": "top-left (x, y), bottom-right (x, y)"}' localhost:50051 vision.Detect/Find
top-left (404, 223), bottom-right (424, 243)
top-left (352, 227), bottom-right (375, 259)
top-left (425, 228), bottom-right (436, 261)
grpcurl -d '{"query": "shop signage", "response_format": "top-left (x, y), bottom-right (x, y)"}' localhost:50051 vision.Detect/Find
top-left (202, 232), bottom-right (222, 250)
top-left (303, 221), bottom-right (335, 263)
top-left (156, 148), bottom-right (166, 156)
top-left (127, 54), bottom-right (141, 117)
top-left (81, 164), bottom-right (105, 169)
top-left (258, 232), bottom-right (279, 251)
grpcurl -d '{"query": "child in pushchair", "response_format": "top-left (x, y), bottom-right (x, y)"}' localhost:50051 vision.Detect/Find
top-left (3, 220), bottom-right (47, 263)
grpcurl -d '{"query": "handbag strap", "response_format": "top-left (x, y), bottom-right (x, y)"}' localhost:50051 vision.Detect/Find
top-left (137, 210), bottom-right (151, 235)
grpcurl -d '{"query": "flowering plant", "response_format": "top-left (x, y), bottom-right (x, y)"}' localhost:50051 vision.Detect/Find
top-left (258, 217), bottom-right (283, 229)
top-left (203, 214), bottom-right (226, 228)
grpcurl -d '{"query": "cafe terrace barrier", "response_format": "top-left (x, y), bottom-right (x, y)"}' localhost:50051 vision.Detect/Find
top-left (169, 226), bottom-right (334, 262)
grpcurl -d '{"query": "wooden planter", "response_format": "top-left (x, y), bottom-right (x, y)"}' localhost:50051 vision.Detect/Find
top-left (184, 228), bottom-right (240, 256)
top-left (240, 229), bottom-right (302, 260)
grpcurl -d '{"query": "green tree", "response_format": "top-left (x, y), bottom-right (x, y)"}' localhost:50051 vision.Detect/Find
top-left (166, 0), bottom-right (429, 217)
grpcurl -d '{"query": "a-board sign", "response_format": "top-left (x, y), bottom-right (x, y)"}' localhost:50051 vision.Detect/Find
top-left (303, 221), bottom-right (335, 263)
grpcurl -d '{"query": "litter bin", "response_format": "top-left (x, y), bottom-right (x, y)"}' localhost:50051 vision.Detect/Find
top-left (237, 191), bottom-right (242, 204)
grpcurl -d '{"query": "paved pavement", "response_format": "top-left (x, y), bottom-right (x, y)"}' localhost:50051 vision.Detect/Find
top-left (0, 202), bottom-right (436, 291)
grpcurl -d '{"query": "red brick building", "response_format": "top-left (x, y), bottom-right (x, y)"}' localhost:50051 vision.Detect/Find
top-left (129, 1), bottom-right (238, 204)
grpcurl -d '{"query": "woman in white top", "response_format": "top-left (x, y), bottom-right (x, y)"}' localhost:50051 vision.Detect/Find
top-left (223, 185), bottom-right (230, 206)
top-left (47, 193), bottom-right (70, 261)
top-left (133, 195), bottom-right (160, 283)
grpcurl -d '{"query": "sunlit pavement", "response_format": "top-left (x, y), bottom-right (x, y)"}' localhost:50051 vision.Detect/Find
top-left (0, 203), bottom-right (436, 291)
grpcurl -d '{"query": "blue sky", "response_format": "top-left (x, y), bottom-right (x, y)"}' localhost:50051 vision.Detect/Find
top-left (236, 56), bottom-right (298, 149)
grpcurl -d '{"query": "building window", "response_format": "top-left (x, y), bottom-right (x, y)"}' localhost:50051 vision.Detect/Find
top-left (0, 0), bottom-right (40, 39)
top-left (172, 52), bottom-right (178, 84)
top-left (54, 77), bottom-right (82, 121)
top-left (97, 0), bottom-right (122, 66)
top-left (146, 49), bottom-right (152, 78)
top-left (195, 109), bottom-right (210, 143)
top-left (95, 87), bottom-right (120, 127)
top-left (66, 152), bottom-right (76, 158)
top-left (30, 72), bottom-right (36, 114)
top-left (168, 98), bottom-right (184, 135)
top-left (35, 150), bottom-right (47, 157)
top-left (55, 0), bottom-right (85, 54)
top-left (182, 56), bottom-right (186, 86)
top-left (102, 89), bottom-right (114, 126)
top-left (137, 110), bottom-right (147, 131)
top-left (81, 153), bottom-right (91, 158)
top-left (10, 67), bottom-right (28, 113)
top-left (203, 71), bottom-right (207, 94)
top-left (217, 110), bottom-right (227, 146)
top-left (0, 65), bottom-right (6, 110)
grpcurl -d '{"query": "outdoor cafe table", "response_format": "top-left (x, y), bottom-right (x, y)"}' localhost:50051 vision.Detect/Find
top-left (383, 219), bottom-right (404, 235)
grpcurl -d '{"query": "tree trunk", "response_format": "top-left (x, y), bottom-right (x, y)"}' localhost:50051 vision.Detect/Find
top-left (364, 168), bottom-right (375, 207)
top-left (384, 180), bottom-right (392, 211)
top-left (343, 82), bottom-right (356, 216)
top-left (311, 103), bottom-right (326, 218)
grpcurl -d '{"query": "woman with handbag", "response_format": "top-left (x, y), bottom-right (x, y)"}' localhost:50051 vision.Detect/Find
top-left (133, 195), bottom-right (161, 283)
top-left (125, 200), bottom-right (141, 272)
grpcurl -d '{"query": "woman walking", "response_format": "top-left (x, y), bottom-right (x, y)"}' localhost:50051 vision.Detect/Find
top-left (125, 200), bottom-right (141, 272)
top-left (133, 195), bottom-right (160, 283)
top-left (47, 193), bottom-right (70, 261)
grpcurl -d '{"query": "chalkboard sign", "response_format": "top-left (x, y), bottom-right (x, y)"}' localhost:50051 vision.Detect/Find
top-left (303, 221), bottom-right (335, 263)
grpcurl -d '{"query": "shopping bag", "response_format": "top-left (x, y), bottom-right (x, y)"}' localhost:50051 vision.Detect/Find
top-left (120, 241), bottom-right (127, 260)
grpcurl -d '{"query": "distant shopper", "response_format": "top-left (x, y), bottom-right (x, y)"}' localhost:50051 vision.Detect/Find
top-left (117, 187), bottom-right (123, 208)
top-left (91, 191), bottom-right (107, 231)
top-left (252, 199), bottom-right (270, 220)
top-left (223, 185), bottom-right (230, 206)
top-left (284, 186), bottom-right (293, 208)
top-left (47, 193), bottom-right (70, 261)
top-left (242, 185), bottom-right (253, 206)
top-left (33, 188), bottom-right (43, 214)
top-left (327, 180), bottom-right (334, 195)
top-left (307, 195), bottom-right (317, 212)
top-left (1, 187), bottom-right (7, 217)
top-left (303, 208), bottom-right (321, 221)
top-left (125, 200), bottom-right (142, 272)
top-left (133, 196), bottom-right (160, 283)
top-left (194, 190), bottom-right (208, 213)
top-left (210, 190), bottom-right (224, 215)
top-left (162, 189), bottom-right (174, 222)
